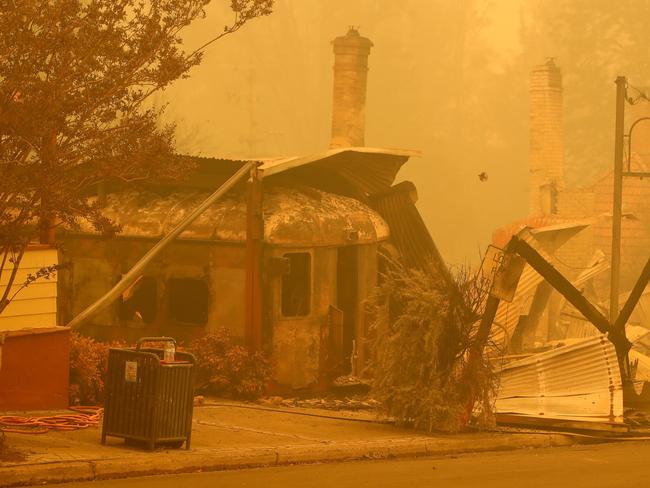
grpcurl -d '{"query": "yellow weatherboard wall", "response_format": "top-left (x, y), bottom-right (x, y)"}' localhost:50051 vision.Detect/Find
top-left (0, 247), bottom-right (58, 331)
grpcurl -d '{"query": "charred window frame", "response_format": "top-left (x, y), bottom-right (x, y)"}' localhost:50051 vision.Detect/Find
top-left (119, 276), bottom-right (157, 325)
top-left (167, 278), bottom-right (209, 325)
top-left (281, 252), bottom-right (312, 317)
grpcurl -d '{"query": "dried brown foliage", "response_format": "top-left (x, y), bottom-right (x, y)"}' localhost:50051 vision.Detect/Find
top-left (0, 0), bottom-right (273, 313)
top-left (369, 256), bottom-right (498, 433)
top-left (189, 328), bottom-right (270, 400)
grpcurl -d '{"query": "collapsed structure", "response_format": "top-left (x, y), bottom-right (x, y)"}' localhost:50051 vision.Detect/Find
top-left (491, 59), bottom-right (650, 353)
top-left (57, 29), bottom-right (440, 391)
top-left (486, 60), bottom-right (650, 427)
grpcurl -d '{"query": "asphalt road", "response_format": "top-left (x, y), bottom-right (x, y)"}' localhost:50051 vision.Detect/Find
top-left (57, 441), bottom-right (650, 488)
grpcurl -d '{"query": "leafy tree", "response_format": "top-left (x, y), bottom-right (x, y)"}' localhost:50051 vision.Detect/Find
top-left (0, 0), bottom-right (273, 313)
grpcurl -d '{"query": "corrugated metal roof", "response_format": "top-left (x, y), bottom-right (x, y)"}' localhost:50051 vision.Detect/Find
top-left (369, 181), bottom-right (448, 276)
top-left (261, 147), bottom-right (420, 198)
top-left (151, 147), bottom-right (419, 198)
top-left (496, 334), bottom-right (624, 422)
top-left (73, 185), bottom-right (389, 247)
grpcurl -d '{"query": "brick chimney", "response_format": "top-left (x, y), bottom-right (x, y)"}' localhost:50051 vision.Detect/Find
top-left (529, 58), bottom-right (564, 215)
top-left (330, 27), bottom-right (373, 148)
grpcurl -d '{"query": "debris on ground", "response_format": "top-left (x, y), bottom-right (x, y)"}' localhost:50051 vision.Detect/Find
top-left (257, 394), bottom-right (379, 412)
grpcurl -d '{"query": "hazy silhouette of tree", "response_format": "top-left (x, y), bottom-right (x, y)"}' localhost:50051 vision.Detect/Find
top-left (0, 0), bottom-right (273, 313)
top-left (522, 0), bottom-right (650, 186)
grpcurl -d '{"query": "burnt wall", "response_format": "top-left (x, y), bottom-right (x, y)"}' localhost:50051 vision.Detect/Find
top-left (58, 236), bottom-right (246, 345)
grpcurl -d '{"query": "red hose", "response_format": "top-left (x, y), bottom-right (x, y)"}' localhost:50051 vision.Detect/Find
top-left (0, 406), bottom-right (103, 434)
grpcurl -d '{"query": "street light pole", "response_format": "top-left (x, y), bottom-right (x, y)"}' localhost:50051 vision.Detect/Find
top-left (610, 76), bottom-right (627, 325)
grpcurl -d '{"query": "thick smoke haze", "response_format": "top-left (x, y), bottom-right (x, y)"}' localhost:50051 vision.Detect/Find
top-left (156, 0), bottom-right (650, 266)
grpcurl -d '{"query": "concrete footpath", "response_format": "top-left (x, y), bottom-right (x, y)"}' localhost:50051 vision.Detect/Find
top-left (0, 402), bottom-right (593, 487)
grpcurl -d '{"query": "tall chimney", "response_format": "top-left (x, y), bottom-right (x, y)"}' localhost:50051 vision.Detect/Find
top-left (529, 58), bottom-right (564, 215)
top-left (330, 27), bottom-right (373, 148)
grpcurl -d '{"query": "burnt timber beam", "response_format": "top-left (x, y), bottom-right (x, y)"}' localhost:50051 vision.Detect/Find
top-left (509, 233), bottom-right (632, 364)
top-left (475, 294), bottom-right (501, 351)
top-left (509, 234), bottom-right (611, 335)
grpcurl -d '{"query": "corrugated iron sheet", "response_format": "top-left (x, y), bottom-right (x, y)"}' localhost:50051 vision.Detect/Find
top-left (369, 181), bottom-right (447, 276)
top-left (261, 147), bottom-right (419, 197)
top-left (156, 148), bottom-right (418, 198)
top-left (491, 250), bottom-right (609, 347)
top-left (496, 335), bottom-right (624, 422)
top-left (491, 264), bottom-right (544, 346)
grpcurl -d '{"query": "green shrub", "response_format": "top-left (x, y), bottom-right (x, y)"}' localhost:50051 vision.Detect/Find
top-left (189, 329), bottom-right (270, 400)
top-left (369, 257), bottom-right (497, 433)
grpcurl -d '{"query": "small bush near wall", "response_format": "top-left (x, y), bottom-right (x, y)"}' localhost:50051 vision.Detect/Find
top-left (69, 330), bottom-right (269, 405)
top-left (189, 328), bottom-right (270, 400)
top-left (69, 333), bottom-right (126, 405)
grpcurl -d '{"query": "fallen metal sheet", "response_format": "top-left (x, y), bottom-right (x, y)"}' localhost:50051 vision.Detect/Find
top-left (492, 250), bottom-right (609, 347)
top-left (495, 335), bottom-right (624, 423)
top-left (370, 181), bottom-right (448, 276)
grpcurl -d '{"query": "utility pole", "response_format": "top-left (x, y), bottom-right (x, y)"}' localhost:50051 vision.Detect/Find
top-left (610, 76), bottom-right (627, 325)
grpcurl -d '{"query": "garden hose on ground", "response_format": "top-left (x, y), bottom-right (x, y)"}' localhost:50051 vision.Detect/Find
top-left (0, 406), bottom-right (103, 434)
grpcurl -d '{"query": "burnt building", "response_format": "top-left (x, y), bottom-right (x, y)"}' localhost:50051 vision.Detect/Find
top-left (57, 29), bottom-right (441, 390)
top-left (490, 59), bottom-right (650, 352)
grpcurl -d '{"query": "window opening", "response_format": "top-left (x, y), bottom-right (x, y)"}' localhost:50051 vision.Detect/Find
top-left (168, 278), bottom-right (209, 325)
top-left (120, 276), bottom-right (157, 324)
top-left (281, 253), bottom-right (311, 317)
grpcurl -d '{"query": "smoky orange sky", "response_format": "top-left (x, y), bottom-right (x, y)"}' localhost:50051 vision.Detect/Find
top-left (154, 0), bottom-right (624, 267)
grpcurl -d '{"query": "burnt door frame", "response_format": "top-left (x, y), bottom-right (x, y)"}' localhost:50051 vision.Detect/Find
top-left (337, 245), bottom-right (358, 375)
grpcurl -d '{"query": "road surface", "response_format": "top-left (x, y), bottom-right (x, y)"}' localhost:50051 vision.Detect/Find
top-left (57, 440), bottom-right (650, 488)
